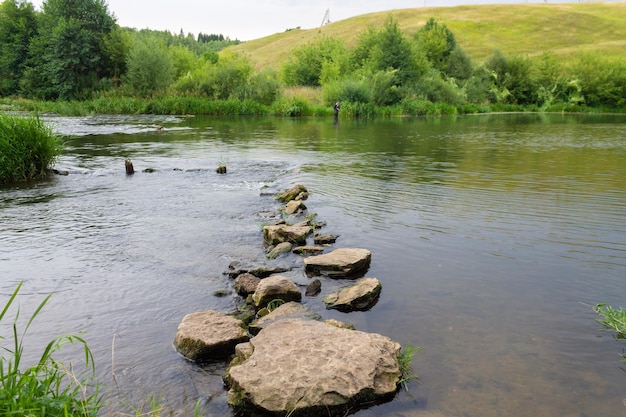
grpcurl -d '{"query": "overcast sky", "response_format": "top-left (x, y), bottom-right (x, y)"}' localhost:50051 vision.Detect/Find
top-left (27, 0), bottom-right (605, 41)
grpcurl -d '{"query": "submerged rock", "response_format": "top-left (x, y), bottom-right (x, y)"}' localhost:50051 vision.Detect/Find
top-left (225, 319), bottom-right (402, 417)
top-left (323, 277), bottom-right (382, 312)
top-left (303, 248), bottom-right (372, 278)
top-left (174, 310), bottom-right (249, 362)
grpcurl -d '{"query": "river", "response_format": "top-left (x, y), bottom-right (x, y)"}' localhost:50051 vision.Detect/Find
top-left (1, 113), bottom-right (625, 417)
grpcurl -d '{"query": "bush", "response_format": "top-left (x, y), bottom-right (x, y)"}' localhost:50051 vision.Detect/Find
top-left (0, 113), bottom-right (62, 184)
top-left (0, 282), bottom-right (101, 416)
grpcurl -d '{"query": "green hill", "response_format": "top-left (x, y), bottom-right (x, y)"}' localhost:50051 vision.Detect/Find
top-left (229, 2), bottom-right (626, 70)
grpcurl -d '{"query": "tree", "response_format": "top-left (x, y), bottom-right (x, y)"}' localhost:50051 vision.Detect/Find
top-left (350, 16), bottom-right (426, 86)
top-left (124, 36), bottom-right (174, 97)
top-left (0, 0), bottom-right (37, 96)
top-left (415, 18), bottom-right (457, 73)
top-left (281, 36), bottom-right (348, 87)
top-left (22, 0), bottom-right (117, 99)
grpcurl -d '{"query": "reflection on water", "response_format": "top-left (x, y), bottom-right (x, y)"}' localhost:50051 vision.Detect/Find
top-left (1, 113), bottom-right (625, 417)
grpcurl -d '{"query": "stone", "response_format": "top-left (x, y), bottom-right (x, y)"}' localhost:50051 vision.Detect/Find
top-left (314, 233), bottom-right (339, 245)
top-left (284, 199), bottom-right (306, 215)
top-left (303, 248), bottom-right (372, 278)
top-left (233, 273), bottom-right (261, 296)
top-left (249, 266), bottom-right (290, 278)
top-left (305, 278), bottom-right (322, 297)
top-left (251, 275), bottom-right (302, 308)
top-left (276, 184), bottom-right (308, 202)
top-left (263, 223), bottom-right (312, 245)
top-left (267, 242), bottom-right (293, 259)
top-left (323, 277), bottom-right (382, 312)
top-left (174, 310), bottom-right (249, 362)
top-left (293, 245), bottom-right (325, 255)
top-left (249, 301), bottom-right (320, 335)
top-left (324, 319), bottom-right (355, 330)
top-left (225, 319), bottom-right (402, 416)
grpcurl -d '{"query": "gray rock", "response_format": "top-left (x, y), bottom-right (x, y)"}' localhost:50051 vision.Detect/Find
top-left (249, 301), bottom-right (320, 335)
top-left (263, 223), bottom-right (312, 245)
top-left (251, 275), bottom-right (302, 308)
top-left (323, 277), bottom-right (382, 312)
top-left (225, 319), bottom-right (402, 416)
top-left (234, 273), bottom-right (261, 296)
top-left (303, 248), bottom-right (372, 278)
top-left (267, 242), bottom-right (293, 259)
top-left (174, 310), bottom-right (249, 362)
top-left (314, 233), bottom-right (339, 245)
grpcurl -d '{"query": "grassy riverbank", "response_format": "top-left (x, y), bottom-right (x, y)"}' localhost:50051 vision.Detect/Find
top-left (2, 94), bottom-right (608, 119)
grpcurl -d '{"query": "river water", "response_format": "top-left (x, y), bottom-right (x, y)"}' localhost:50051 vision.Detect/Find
top-left (1, 113), bottom-right (625, 417)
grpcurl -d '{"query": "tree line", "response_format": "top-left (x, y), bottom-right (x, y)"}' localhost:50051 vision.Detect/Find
top-left (1, 0), bottom-right (625, 112)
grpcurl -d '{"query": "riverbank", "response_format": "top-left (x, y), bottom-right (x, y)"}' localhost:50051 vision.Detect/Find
top-left (4, 95), bottom-right (623, 119)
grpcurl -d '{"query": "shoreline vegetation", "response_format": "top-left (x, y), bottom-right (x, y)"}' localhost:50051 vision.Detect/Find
top-left (1, 95), bottom-right (624, 119)
top-left (0, 112), bottom-right (62, 184)
top-left (1, 3), bottom-right (625, 118)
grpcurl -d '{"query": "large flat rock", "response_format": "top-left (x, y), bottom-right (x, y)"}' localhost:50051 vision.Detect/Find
top-left (303, 248), bottom-right (371, 278)
top-left (225, 319), bottom-right (401, 416)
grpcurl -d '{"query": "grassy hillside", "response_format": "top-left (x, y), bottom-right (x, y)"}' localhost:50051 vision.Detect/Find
top-left (229, 2), bottom-right (626, 70)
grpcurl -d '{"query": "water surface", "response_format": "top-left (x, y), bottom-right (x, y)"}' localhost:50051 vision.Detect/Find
top-left (1, 113), bottom-right (625, 417)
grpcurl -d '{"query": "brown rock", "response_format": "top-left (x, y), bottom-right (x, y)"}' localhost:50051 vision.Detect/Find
top-left (174, 310), bottom-right (249, 362)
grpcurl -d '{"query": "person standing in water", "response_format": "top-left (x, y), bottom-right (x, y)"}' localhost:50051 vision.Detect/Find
top-left (333, 101), bottom-right (340, 124)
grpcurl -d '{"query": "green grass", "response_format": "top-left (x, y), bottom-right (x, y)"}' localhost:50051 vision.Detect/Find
top-left (0, 113), bottom-right (63, 184)
top-left (397, 345), bottom-right (423, 392)
top-left (0, 282), bottom-right (101, 416)
top-left (229, 3), bottom-right (626, 70)
top-left (593, 303), bottom-right (626, 361)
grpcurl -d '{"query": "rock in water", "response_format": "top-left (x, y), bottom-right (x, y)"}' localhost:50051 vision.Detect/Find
top-left (174, 310), bottom-right (249, 362)
top-left (303, 248), bottom-right (371, 278)
top-left (225, 319), bottom-right (401, 416)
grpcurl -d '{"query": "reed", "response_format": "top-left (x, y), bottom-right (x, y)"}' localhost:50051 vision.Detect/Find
top-left (0, 282), bottom-right (101, 416)
top-left (0, 113), bottom-right (63, 184)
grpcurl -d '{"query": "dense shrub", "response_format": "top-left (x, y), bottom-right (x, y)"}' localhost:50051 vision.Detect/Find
top-left (0, 113), bottom-right (62, 183)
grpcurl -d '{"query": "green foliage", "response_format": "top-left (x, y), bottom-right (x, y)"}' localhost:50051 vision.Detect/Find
top-left (445, 46), bottom-right (473, 82)
top-left (593, 303), bottom-right (626, 361)
top-left (0, 0), bottom-right (38, 96)
top-left (351, 16), bottom-right (426, 85)
top-left (271, 97), bottom-right (311, 117)
top-left (571, 52), bottom-right (626, 108)
top-left (24, 0), bottom-right (117, 100)
top-left (0, 113), bottom-right (62, 183)
top-left (416, 18), bottom-right (457, 73)
top-left (124, 36), bottom-right (174, 97)
top-left (0, 282), bottom-right (101, 416)
top-left (169, 45), bottom-right (201, 80)
top-left (397, 345), bottom-right (423, 392)
top-left (322, 77), bottom-right (372, 105)
top-left (100, 26), bottom-right (131, 84)
top-left (281, 36), bottom-right (348, 87)
top-left (238, 68), bottom-right (281, 105)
